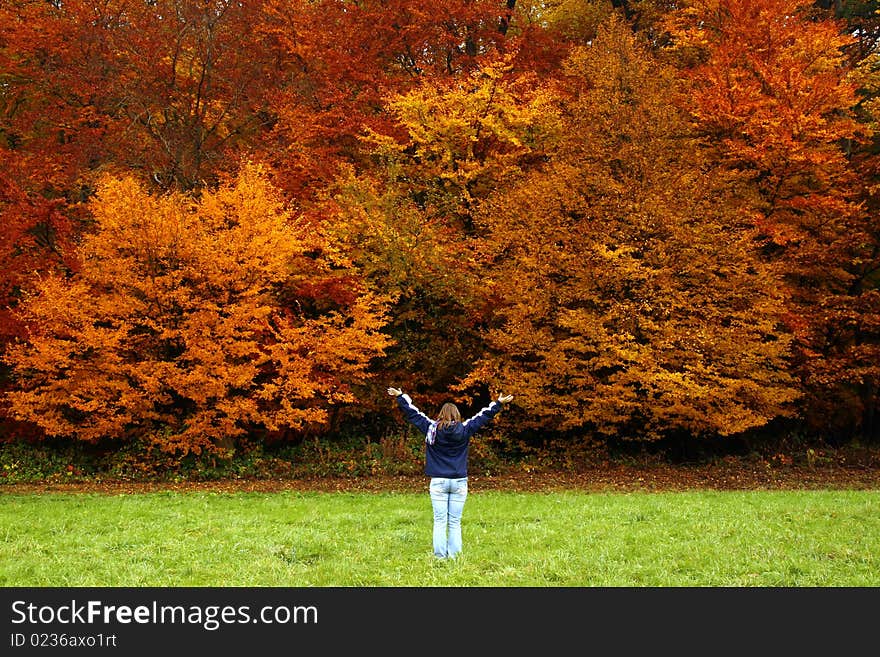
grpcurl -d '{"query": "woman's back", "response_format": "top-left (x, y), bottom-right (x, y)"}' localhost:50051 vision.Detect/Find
top-left (394, 393), bottom-right (503, 478)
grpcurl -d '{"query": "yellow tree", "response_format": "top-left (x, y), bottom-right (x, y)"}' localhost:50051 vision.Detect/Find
top-left (463, 16), bottom-right (800, 441)
top-left (316, 57), bottom-right (558, 406)
top-left (4, 163), bottom-right (390, 455)
top-left (318, 57), bottom-right (561, 410)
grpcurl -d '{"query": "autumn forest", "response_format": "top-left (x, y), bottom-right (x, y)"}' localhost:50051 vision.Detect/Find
top-left (1, 0), bottom-right (879, 469)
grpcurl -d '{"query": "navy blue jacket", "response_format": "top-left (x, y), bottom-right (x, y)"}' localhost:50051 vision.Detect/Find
top-left (396, 393), bottom-right (502, 478)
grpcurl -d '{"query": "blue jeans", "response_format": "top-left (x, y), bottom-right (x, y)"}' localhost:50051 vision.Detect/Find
top-left (429, 477), bottom-right (468, 558)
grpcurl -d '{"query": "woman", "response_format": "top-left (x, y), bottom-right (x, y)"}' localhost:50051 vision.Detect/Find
top-left (387, 386), bottom-right (513, 559)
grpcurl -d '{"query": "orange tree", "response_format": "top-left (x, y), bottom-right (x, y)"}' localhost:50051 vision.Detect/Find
top-left (666, 0), bottom-right (876, 439)
top-left (461, 16), bottom-right (801, 443)
top-left (840, 46), bottom-right (880, 441)
top-left (0, 0), bottom-right (285, 442)
top-left (0, 0), bottom-right (282, 192)
top-left (3, 163), bottom-right (390, 456)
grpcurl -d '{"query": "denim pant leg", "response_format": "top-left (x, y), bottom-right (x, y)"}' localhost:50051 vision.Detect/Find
top-left (429, 477), bottom-right (468, 558)
top-left (446, 477), bottom-right (468, 557)
top-left (429, 478), bottom-right (450, 558)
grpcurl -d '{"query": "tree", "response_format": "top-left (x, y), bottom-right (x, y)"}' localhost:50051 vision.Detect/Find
top-left (256, 0), bottom-right (565, 201)
top-left (666, 0), bottom-right (877, 439)
top-left (825, 49), bottom-right (880, 440)
top-left (4, 163), bottom-right (391, 455)
top-left (0, 0), bottom-right (282, 191)
top-left (462, 16), bottom-right (800, 441)
top-left (317, 56), bottom-right (561, 412)
top-left (0, 0), bottom-right (284, 438)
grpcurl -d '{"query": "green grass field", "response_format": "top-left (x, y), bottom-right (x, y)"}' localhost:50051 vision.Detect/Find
top-left (1, 489), bottom-right (878, 586)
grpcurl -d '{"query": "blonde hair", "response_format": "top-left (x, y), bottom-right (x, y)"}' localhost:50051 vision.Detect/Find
top-left (436, 402), bottom-right (461, 429)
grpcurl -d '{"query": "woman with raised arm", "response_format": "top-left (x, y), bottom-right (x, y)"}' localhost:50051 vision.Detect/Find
top-left (387, 386), bottom-right (513, 559)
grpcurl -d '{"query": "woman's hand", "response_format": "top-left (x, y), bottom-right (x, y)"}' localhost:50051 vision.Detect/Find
top-left (387, 387), bottom-right (403, 397)
top-left (497, 393), bottom-right (513, 404)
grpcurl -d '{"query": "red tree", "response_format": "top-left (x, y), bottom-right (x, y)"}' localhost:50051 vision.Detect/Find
top-left (667, 0), bottom-right (875, 438)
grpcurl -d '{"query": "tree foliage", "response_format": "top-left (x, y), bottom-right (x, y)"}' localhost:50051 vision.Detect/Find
top-left (463, 17), bottom-right (800, 439)
top-left (3, 164), bottom-right (390, 454)
top-left (667, 0), bottom-right (879, 438)
top-left (317, 56), bottom-right (561, 410)
top-left (1, 0), bottom-right (878, 460)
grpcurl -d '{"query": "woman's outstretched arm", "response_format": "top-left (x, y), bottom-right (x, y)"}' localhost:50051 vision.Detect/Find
top-left (462, 393), bottom-right (512, 437)
top-left (388, 386), bottom-right (432, 434)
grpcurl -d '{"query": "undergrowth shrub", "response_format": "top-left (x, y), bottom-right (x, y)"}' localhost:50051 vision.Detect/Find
top-left (2, 424), bottom-right (875, 485)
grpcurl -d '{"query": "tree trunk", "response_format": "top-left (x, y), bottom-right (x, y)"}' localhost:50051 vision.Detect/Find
top-left (499, 0), bottom-right (516, 35)
top-left (864, 380), bottom-right (878, 442)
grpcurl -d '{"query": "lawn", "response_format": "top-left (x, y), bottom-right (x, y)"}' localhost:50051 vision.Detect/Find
top-left (1, 489), bottom-right (878, 586)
